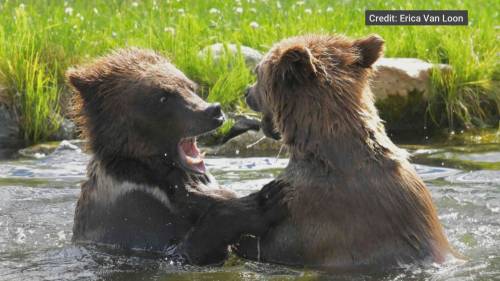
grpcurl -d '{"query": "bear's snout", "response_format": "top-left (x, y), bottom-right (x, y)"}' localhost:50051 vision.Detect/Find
top-left (205, 103), bottom-right (223, 119)
top-left (203, 103), bottom-right (225, 127)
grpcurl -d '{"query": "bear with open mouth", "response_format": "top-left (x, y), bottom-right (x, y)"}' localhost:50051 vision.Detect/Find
top-left (67, 48), bottom-right (286, 264)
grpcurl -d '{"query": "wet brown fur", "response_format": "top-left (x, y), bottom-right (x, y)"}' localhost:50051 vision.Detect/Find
top-left (240, 34), bottom-right (456, 270)
top-left (66, 48), bottom-right (286, 264)
top-left (68, 48), bottom-right (199, 158)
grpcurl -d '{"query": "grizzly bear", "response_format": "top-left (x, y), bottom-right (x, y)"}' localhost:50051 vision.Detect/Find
top-left (183, 35), bottom-right (457, 270)
top-left (66, 48), bottom-right (285, 264)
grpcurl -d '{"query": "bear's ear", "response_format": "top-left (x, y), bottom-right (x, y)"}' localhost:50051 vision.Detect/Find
top-left (353, 34), bottom-right (384, 68)
top-left (275, 45), bottom-right (318, 86)
top-left (66, 67), bottom-right (99, 102)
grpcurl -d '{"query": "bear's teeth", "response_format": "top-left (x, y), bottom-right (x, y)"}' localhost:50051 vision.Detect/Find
top-left (186, 155), bottom-right (203, 165)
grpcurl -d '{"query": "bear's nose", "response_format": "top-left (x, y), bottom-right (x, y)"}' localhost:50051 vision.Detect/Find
top-left (206, 103), bottom-right (223, 118)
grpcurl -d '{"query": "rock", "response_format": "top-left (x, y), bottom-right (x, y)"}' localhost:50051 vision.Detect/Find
top-left (370, 58), bottom-right (451, 134)
top-left (54, 140), bottom-right (82, 152)
top-left (51, 117), bottom-right (77, 141)
top-left (208, 130), bottom-right (284, 157)
top-left (18, 140), bottom-right (85, 159)
top-left (221, 115), bottom-right (261, 143)
top-left (0, 104), bottom-right (22, 158)
top-left (371, 58), bottom-right (451, 100)
top-left (199, 43), bottom-right (263, 68)
top-left (18, 142), bottom-right (61, 159)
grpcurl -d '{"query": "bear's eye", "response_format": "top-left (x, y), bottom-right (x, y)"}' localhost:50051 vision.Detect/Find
top-left (160, 96), bottom-right (168, 103)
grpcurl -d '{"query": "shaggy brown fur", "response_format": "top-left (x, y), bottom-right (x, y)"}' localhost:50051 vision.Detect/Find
top-left (66, 48), bottom-right (285, 265)
top-left (69, 48), bottom-right (202, 158)
top-left (233, 34), bottom-right (457, 270)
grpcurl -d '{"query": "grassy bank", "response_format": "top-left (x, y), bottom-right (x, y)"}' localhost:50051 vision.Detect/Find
top-left (0, 0), bottom-right (498, 144)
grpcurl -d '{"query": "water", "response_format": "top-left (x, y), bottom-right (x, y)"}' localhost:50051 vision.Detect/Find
top-left (0, 142), bottom-right (499, 280)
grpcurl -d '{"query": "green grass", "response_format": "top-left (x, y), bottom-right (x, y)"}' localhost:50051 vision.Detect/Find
top-left (0, 0), bottom-right (498, 144)
top-left (0, 16), bottom-right (61, 144)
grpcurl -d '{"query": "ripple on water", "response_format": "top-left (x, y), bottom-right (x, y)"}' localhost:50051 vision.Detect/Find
top-left (446, 170), bottom-right (500, 184)
top-left (414, 164), bottom-right (461, 181)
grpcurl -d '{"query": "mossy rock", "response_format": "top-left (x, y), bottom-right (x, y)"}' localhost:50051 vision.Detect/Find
top-left (376, 90), bottom-right (430, 138)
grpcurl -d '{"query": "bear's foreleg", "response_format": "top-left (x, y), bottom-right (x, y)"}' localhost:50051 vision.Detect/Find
top-left (179, 180), bottom-right (288, 265)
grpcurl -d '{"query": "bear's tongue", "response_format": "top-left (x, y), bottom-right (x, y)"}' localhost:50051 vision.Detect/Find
top-left (178, 138), bottom-right (206, 174)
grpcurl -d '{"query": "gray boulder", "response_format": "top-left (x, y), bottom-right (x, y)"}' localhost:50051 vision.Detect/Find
top-left (371, 58), bottom-right (451, 100)
top-left (0, 103), bottom-right (22, 158)
top-left (51, 117), bottom-right (77, 141)
top-left (199, 43), bottom-right (263, 68)
top-left (207, 130), bottom-right (283, 157)
top-left (221, 115), bottom-right (261, 143)
top-left (18, 140), bottom-right (85, 159)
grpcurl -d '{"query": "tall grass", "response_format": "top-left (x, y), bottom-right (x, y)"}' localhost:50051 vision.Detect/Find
top-left (0, 6), bottom-right (61, 144)
top-left (0, 0), bottom-right (498, 144)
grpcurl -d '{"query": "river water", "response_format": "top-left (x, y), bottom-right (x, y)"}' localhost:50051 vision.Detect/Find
top-left (0, 141), bottom-right (498, 280)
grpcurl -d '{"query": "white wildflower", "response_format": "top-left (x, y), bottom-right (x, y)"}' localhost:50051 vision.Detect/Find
top-left (326, 6), bottom-right (333, 13)
top-left (19, 3), bottom-right (25, 9)
top-left (249, 8), bottom-right (257, 13)
top-left (209, 8), bottom-right (220, 14)
top-left (304, 8), bottom-right (312, 14)
top-left (93, 8), bottom-right (99, 14)
top-left (249, 21), bottom-right (259, 29)
top-left (64, 7), bottom-right (73, 15)
top-left (235, 7), bottom-right (243, 14)
top-left (276, 1), bottom-right (282, 9)
top-left (164, 27), bottom-right (175, 35)
top-left (177, 8), bottom-right (185, 14)
top-left (296, 1), bottom-right (304, 6)
top-left (132, 1), bottom-right (139, 7)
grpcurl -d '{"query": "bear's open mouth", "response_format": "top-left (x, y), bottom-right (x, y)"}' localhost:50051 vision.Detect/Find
top-left (178, 137), bottom-right (206, 174)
